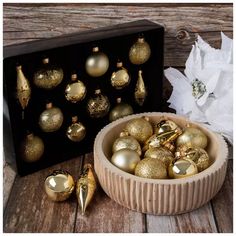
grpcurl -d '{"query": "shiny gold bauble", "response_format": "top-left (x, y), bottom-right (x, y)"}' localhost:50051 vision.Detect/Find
top-left (33, 58), bottom-right (63, 89)
top-left (85, 47), bottom-right (109, 77)
top-left (144, 147), bottom-right (174, 168)
top-left (44, 170), bottom-right (75, 202)
top-left (111, 149), bottom-right (141, 174)
top-left (155, 119), bottom-right (179, 134)
top-left (176, 127), bottom-right (208, 149)
top-left (39, 103), bottom-right (64, 132)
top-left (129, 37), bottom-right (151, 65)
top-left (125, 117), bottom-right (153, 144)
top-left (168, 158), bottom-right (198, 179)
top-left (20, 133), bottom-right (44, 163)
top-left (135, 158), bottom-right (167, 179)
top-left (87, 89), bottom-right (110, 118)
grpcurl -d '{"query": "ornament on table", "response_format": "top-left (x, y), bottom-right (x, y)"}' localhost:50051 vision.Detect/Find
top-left (33, 57), bottom-right (63, 89)
top-left (154, 119), bottom-right (179, 134)
top-left (66, 116), bottom-right (86, 142)
top-left (110, 61), bottom-right (130, 89)
top-left (85, 47), bottom-right (109, 77)
top-left (76, 164), bottom-right (97, 215)
top-left (87, 89), bottom-right (110, 118)
top-left (44, 170), bottom-right (75, 202)
top-left (20, 133), bottom-right (44, 163)
top-left (39, 102), bottom-right (64, 132)
top-left (129, 36), bottom-right (151, 65)
top-left (134, 70), bottom-right (147, 106)
top-left (109, 98), bottom-right (133, 122)
top-left (65, 73), bottom-right (86, 103)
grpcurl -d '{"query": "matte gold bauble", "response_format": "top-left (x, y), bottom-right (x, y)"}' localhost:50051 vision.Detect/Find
top-left (85, 47), bottom-right (109, 77)
top-left (66, 116), bottom-right (86, 142)
top-left (111, 149), bottom-right (141, 174)
top-left (109, 98), bottom-right (133, 122)
top-left (20, 133), bottom-right (44, 163)
top-left (135, 158), bottom-right (167, 179)
top-left (65, 73), bottom-right (86, 103)
top-left (129, 36), bottom-right (151, 65)
top-left (87, 89), bottom-right (110, 118)
top-left (125, 117), bottom-right (153, 144)
top-left (176, 127), bottom-right (208, 149)
top-left (33, 58), bottom-right (63, 89)
top-left (44, 170), bottom-right (75, 202)
top-left (39, 103), bottom-right (64, 132)
top-left (155, 119), bottom-right (179, 134)
top-left (134, 70), bottom-right (147, 106)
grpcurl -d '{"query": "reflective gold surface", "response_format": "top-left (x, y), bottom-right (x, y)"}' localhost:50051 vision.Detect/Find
top-left (111, 65), bottom-right (130, 89)
top-left (134, 70), bottom-right (147, 106)
top-left (67, 119), bottom-right (86, 142)
top-left (65, 80), bottom-right (86, 103)
top-left (155, 119), bottom-right (179, 134)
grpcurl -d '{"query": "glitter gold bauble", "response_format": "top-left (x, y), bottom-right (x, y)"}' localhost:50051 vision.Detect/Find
top-left (125, 117), bottom-right (153, 144)
top-left (129, 36), bottom-right (151, 65)
top-left (135, 158), bottom-right (167, 179)
top-left (20, 133), bottom-right (44, 163)
top-left (33, 58), bottom-right (63, 89)
top-left (134, 70), bottom-right (147, 106)
top-left (85, 47), bottom-right (109, 77)
top-left (111, 149), bottom-right (141, 174)
top-left (155, 119), bottom-right (179, 134)
top-left (39, 103), bottom-right (64, 132)
top-left (44, 170), bottom-right (75, 202)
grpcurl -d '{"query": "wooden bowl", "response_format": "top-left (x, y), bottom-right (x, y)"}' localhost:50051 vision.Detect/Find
top-left (94, 113), bottom-right (228, 215)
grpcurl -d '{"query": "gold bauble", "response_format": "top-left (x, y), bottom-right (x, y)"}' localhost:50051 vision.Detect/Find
top-left (135, 158), bottom-right (167, 179)
top-left (134, 70), bottom-right (147, 106)
top-left (39, 103), bottom-right (64, 132)
top-left (87, 89), bottom-right (110, 118)
top-left (176, 127), bottom-right (208, 149)
top-left (44, 170), bottom-right (75, 202)
top-left (155, 119), bottom-right (179, 134)
top-left (168, 158), bottom-right (198, 179)
top-left (65, 73), bottom-right (86, 103)
top-left (125, 117), bottom-right (153, 144)
top-left (85, 47), bottom-right (109, 77)
top-left (20, 133), bottom-right (44, 163)
top-left (129, 37), bottom-right (151, 65)
top-left (33, 58), bottom-right (63, 89)
top-left (111, 149), bottom-right (141, 174)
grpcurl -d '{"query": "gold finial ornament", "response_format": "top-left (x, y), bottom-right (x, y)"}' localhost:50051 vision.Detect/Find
top-left (134, 70), bottom-right (147, 106)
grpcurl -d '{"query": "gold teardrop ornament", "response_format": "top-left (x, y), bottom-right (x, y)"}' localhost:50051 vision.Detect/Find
top-left (76, 164), bottom-right (97, 215)
top-left (67, 116), bottom-right (86, 142)
top-left (155, 119), bottom-right (179, 134)
top-left (134, 70), bottom-right (147, 106)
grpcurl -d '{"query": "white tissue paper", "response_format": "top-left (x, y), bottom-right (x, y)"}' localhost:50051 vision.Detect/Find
top-left (165, 32), bottom-right (233, 143)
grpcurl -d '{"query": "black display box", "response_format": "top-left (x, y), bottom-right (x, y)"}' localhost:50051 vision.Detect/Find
top-left (3, 20), bottom-right (164, 176)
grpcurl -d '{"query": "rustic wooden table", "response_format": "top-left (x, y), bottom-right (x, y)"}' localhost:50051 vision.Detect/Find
top-left (3, 3), bottom-right (233, 233)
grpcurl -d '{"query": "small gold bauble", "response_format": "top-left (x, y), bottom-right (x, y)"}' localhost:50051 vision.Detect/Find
top-left (111, 149), bottom-right (141, 174)
top-left (20, 133), bottom-right (44, 163)
top-left (85, 47), bottom-right (109, 77)
top-left (44, 170), bottom-right (75, 202)
top-left (39, 103), bottom-right (64, 132)
top-left (135, 158), bottom-right (167, 179)
top-left (155, 119), bottom-right (179, 134)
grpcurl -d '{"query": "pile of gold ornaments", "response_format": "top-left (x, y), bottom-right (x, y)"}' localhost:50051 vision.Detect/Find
top-left (111, 117), bottom-right (211, 179)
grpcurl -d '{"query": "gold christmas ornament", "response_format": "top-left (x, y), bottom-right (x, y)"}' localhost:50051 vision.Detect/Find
top-left (111, 61), bottom-right (130, 89)
top-left (44, 170), bottom-right (75, 202)
top-left (85, 47), bottom-right (109, 77)
top-left (129, 36), bottom-right (151, 65)
top-left (125, 117), bottom-right (153, 144)
top-left (76, 164), bottom-right (97, 215)
top-left (33, 57), bottom-right (63, 89)
top-left (134, 70), bottom-right (147, 106)
top-left (65, 73), bottom-right (86, 103)
top-left (109, 98), bottom-right (133, 122)
top-left (20, 133), bottom-right (44, 163)
top-left (66, 116), bottom-right (86, 142)
top-left (155, 119), bottom-right (179, 134)
top-left (135, 158), bottom-right (167, 179)
top-left (87, 89), bottom-right (110, 118)
top-left (39, 103), bottom-right (64, 132)
top-left (111, 149), bottom-right (141, 174)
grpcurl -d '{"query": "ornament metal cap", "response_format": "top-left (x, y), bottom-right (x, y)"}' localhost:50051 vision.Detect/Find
top-left (95, 89), bottom-right (101, 94)
top-left (71, 73), bottom-right (78, 81)
top-left (46, 102), bottom-right (53, 109)
top-left (92, 46), bottom-right (99, 52)
top-left (16, 65), bottom-right (22, 70)
top-left (116, 97), bottom-right (122, 103)
top-left (72, 116), bottom-right (78, 123)
top-left (137, 37), bottom-right (145, 43)
top-left (42, 58), bottom-right (49, 64)
top-left (117, 61), bottom-right (123, 68)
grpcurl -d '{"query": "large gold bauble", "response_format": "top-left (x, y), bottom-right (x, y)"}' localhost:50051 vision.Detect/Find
top-left (176, 127), bottom-right (208, 149)
top-left (44, 170), bottom-right (75, 202)
top-left (39, 103), bottom-right (64, 132)
top-left (85, 47), bottom-right (109, 77)
top-left (111, 149), bottom-right (140, 174)
top-left (20, 133), bottom-right (44, 163)
top-left (33, 58), bottom-right (63, 89)
top-left (135, 158), bottom-right (167, 179)
top-left (125, 117), bottom-right (153, 144)
top-left (129, 37), bottom-right (151, 65)
top-left (154, 119), bottom-right (179, 134)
